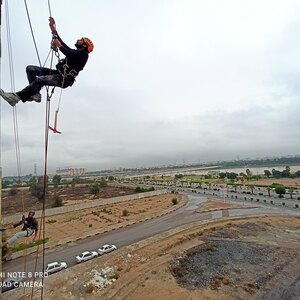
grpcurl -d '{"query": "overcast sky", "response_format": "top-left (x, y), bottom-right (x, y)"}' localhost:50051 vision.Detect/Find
top-left (0, 0), bottom-right (300, 176)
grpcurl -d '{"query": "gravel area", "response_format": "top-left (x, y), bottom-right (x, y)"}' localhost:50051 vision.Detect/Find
top-left (170, 222), bottom-right (300, 300)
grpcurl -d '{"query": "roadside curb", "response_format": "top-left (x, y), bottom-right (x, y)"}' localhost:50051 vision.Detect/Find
top-left (11, 195), bottom-right (187, 260)
top-left (198, 206), bottom-right (259, 214)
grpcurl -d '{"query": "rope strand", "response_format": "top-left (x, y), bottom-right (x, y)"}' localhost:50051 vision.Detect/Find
top-left (23, 1), bottom-right (55, 299)
top-left (4, 1), bottom-right (27, 297)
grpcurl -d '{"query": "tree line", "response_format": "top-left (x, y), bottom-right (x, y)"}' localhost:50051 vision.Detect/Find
top-left (218, 166), bottom-right (300, 180)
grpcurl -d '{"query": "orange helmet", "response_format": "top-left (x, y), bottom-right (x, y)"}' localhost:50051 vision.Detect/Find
top-left (82, 37), bottom-right (94, 53)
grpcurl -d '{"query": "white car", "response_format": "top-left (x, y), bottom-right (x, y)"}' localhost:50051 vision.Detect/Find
top-left (98, 244), bottom-right (117, 255)
top-left (46, 262), bottom-right (67, 275)
top-left (76, 251), bottom-right (98, 263)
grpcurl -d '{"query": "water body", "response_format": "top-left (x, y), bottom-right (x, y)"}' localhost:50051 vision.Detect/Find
top-left (193, 165), bottom-right (300, 175)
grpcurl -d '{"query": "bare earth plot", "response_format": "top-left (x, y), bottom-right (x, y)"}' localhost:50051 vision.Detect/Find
top-left (97, 215), bottom-right (300, 300)
top-left (249, 178), bottom-right (300, 188)
top-left (3, 184), bottom-right (298, 300)
top-left (5, 193), bottom-right (182, 251)
top-left (2, 184), bottom-right (137, 215)
top-left (11, 213), bottom-right (300, 300)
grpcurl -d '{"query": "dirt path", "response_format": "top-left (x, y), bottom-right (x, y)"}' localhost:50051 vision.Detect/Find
top-left (5, 193), bottom-right (184, 252)
top-left (98, 215), bottom-right (300, 300)
top-left (249, 178), bottom-right (300, 187)
top-left (2, 184), bottom-right (137, 215)
top-left (10, 214), bottom-right (300, 300)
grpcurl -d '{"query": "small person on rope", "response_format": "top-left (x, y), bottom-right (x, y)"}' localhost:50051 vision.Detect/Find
top-left (2, 211), bottom-right (38, 261)
top-left (0, 17), bottom-right (94, 107)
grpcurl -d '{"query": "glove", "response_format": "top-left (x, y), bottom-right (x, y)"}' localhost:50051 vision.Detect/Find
top-left (52, 39), bottom-right (61, 48)
top-left (49, 17), bottom-right (57, 34)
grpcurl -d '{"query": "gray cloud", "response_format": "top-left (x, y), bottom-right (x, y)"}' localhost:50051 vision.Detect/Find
top-left (1, 0), bottom-right (300, 175)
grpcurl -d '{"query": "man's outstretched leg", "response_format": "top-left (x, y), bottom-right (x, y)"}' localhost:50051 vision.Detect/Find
top-left (0, 89), bottom-right (20, 107)
top-left (0, 66), bottom-right (61, 106)
top-left (2, 231), bottom-right (28, 261)
top-left (24, 65), bottom-right (53, 103)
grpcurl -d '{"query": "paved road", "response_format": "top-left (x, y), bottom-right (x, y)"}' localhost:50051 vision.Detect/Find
top-left (3, 192), bottom-right (299, 279)
top-left (170, 186), bottom-right (300, 209)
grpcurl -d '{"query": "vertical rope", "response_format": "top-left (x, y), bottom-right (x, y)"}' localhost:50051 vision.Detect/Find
top-left (47, 0), bottom-right (52, 19)
top-left (0, 0), bottom-right (3, 290)
top-left (4, 1), bottom-right (27, 298)
top-left (20, 1), bottom-right (59, 297)
top-left (23, 0), bottom-right (41, 66)
top-left (23, 1), bottom-right (55, 299)
top-left (5, 0), bottom-right (25, 240)
top-left (4, 0), bottom-right (22, 180)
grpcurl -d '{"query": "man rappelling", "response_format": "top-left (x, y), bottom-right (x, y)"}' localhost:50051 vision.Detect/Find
top-left (0, 17), bottom-right (94, 106)
top-left (2, 211), bottom-right (38, 261)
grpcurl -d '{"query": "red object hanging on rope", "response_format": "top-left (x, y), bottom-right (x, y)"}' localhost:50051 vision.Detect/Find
top-left (49, 110), bottom-right (62, 134)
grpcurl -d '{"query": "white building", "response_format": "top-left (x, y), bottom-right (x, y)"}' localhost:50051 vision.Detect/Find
top-left (56, 167), bottom-right (85, 177)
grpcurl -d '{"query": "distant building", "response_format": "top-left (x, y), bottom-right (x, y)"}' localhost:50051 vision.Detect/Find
top-left (56, 167), bottom-right (85, 177)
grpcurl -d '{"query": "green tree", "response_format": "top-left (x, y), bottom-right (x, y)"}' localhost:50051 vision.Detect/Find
top-left (227, 172), bottom-right (238, 180)
top-left (272, 169), bottom-right (281, 178)
top-left (264, 170), bottom-right (271, 178)
top-left (2, 180), bottom-right (10, 189)
top-left (99, 179), bottom-right (107, 188)
top-left (275, 185), bottom-right (286, 198)
top-left (108, 176), bottom-right (115, 181)
top-left (246, 169), bottom-right (252, 179)
top-left (285, 166), bottom-right (291, 176)
top-left (9, 186), bottom-right (18, 196)
top-left (38, 175), bottom-right (49, 184)
top-left (122, 209), bottom-right (129, 216)
top-left (90, 183), bottom-right (100, 195)
top-left (172, 198), bottom-right (178, 205)
top-left (219, 172), bottom-right (227, 179)
top-left (281, 166), bottom-right (291, 178)
top-left (29, 179), bottom-right (44, 201)
top-left (52, 175), bottom-right (62, 188)
top-left (51, 193), bottom-right (64, 207)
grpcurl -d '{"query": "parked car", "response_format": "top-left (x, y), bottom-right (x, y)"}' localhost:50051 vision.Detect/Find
top-left (46, 261), bottom-right (67, 275)
top-left (76, 251), bottom-right (98, 263)
top-left (98, 244), bottom-right (117, 255)
top-left (2, 277), bottom-right (23, 292)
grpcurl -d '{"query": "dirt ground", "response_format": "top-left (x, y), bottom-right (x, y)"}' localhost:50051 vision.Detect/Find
top-left (11, 213), bottom-right (300, 300)
top-left (90, 215), bottom-right (300, 300)
top-left (2, 184), bottom-right (137, 215)
top-left (4, 185), bottom-right (300, 300)
top-left (195, 197), bottom-right (257, 213)
top-left (249, 178), bottom-right (300, 187)
top-left (5, 193), bottom-right (183, 252)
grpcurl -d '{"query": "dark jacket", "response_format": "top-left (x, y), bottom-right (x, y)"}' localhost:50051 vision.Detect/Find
top-left (55, 34), bottom-right (89, 86)
top-left (14, 216), bottom-right (38, 232)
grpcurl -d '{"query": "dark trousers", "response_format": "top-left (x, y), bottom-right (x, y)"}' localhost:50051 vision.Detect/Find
top-left (16, 65), bottom-right (65, 102)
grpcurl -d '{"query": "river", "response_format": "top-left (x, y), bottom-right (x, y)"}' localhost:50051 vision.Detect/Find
top-left (193, 165), bottom-right (300, 175)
